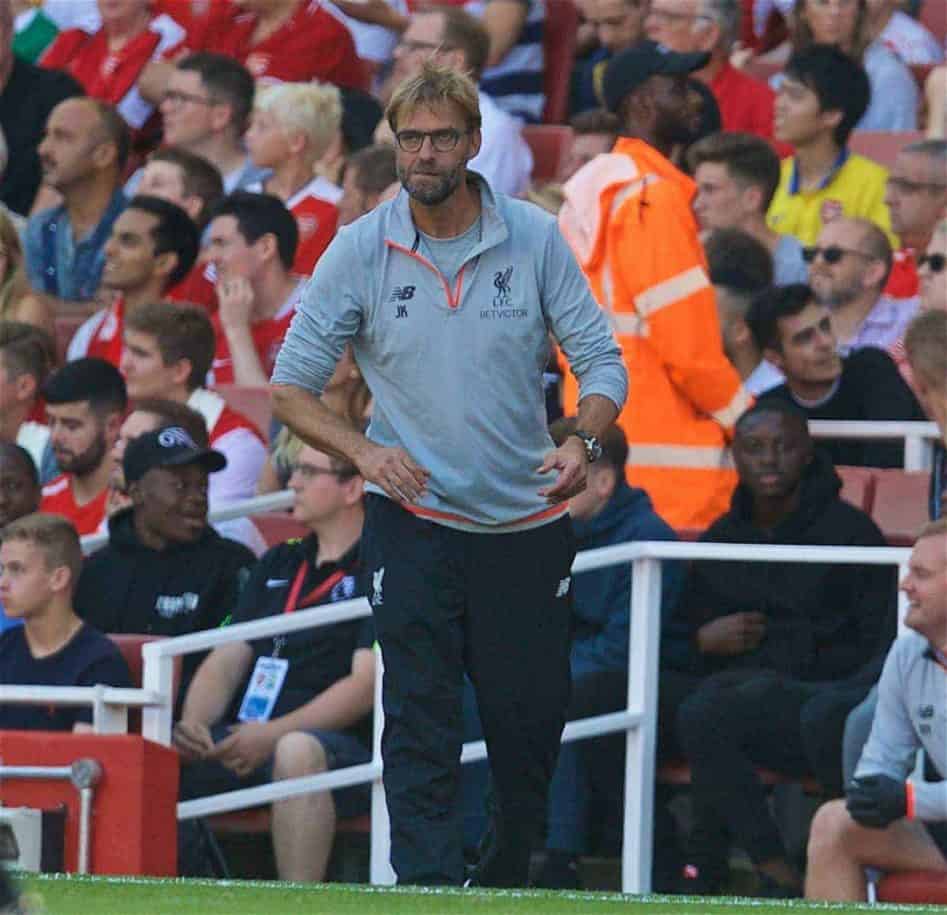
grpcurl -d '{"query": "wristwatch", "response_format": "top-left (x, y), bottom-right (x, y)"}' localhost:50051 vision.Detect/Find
top-left (570, 429), bottom-right (602, 464)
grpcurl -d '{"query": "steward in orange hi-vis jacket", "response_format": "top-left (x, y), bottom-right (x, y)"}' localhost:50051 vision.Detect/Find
top-left (559, 43), bottom-right (753, 531)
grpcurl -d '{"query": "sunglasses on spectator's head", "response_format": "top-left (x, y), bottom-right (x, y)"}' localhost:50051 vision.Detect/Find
top-left (801, 245), bottom-right (874, 265)
top-left (918, 253), bottom-right (947, 274)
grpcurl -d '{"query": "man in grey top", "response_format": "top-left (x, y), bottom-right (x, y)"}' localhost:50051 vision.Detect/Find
top-left (805, 519), bottom-right (947, 901)
top-left (271, 62), bottom-right (627, 888)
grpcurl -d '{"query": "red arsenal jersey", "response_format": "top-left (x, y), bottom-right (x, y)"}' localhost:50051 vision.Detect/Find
top-left (177, 0), bottom-right (366, 89)
top-left (209, 286), bottom-right (300, 385)
top-left (41, 14), bottom-right (186, 129)
top-left (40, 475), bottom-right (108, 537)
top-left (885, 248), bottom-right (920, 299)
top-left (167, 262), bottom-right (218, 313)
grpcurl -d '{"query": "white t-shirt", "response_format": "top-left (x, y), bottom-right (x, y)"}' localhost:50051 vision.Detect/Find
top-left (878, 10), bottom-right (944, 66)
top-left (470, 92), bottom-right (534, 197)
top-left (324, 0), bottom-right (409, 65)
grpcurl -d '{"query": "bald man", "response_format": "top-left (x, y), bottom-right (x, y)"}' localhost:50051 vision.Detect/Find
top-left (807, 217), bottom-right (918, 354)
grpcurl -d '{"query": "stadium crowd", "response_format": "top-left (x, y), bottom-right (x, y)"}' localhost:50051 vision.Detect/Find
top-left (0, 0), bottom-right (945, 903)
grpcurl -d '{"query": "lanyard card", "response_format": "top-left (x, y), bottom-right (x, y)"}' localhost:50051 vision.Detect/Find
top-left (237, 656), bottom-right (289, 723)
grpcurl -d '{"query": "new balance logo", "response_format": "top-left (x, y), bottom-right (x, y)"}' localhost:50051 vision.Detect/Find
top-left (556, 576), bottom-right (571, 598)
top-left (389, 285), bottom-right (415, 301)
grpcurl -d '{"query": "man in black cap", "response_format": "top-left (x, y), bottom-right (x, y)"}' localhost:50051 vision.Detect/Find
top-left (74, 426), bottom-right (255, 692)
top-left (558, 41), bottom-right (751, 533)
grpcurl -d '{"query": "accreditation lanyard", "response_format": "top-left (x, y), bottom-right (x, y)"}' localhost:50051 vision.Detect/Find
top-left (282, 562), bottom-right (348, 614)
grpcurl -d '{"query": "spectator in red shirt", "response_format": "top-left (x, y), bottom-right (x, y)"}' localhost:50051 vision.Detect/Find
top-left (156, 53), bottom-right (264, 194)
top-left (39, 0), bottom-right (187, 133)
top-left (67, 195), bottom-right (200, 366)
top-left (177, 0), bottom-right (366, 90)
top-left (202, 192), bottom-right (304, 386)
top-left (137, 146), bottom-right (224, 310)
top-left (646, 0), bottom-right (777, 142)
top-left (883, 139), bottom-right (947, 301)
top-left (245, 81), bottom-right (343, 275)
top-left (40, 357), bottom-right (128, 536)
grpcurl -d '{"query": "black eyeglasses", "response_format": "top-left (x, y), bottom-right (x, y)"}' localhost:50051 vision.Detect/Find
top-left (918, 253), bottom-right (947, 274)
top-left (161, 89), bottom-right (219, 107)
top-left (801, 245), bottom-right (874, 265)
top-left (394, 128), bottom-right (468, 153)
top-left (291, 462), bottom-right (346, 481)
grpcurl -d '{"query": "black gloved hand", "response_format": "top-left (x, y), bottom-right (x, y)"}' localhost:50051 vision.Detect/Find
top-left (846, 774), bottom-right (908, 829)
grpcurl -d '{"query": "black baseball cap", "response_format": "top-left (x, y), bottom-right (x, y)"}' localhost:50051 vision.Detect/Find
top-left (601, 40), bottom-right (711, 113)
top-left (123, 426), bottom-right (227, 485)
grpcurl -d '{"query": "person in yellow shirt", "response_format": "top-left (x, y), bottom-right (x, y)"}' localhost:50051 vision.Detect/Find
top-left (768, 44), bottom-right (894, 247)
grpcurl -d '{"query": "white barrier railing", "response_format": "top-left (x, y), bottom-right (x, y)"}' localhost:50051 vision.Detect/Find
top-left (132, 539), bottom-right (909, 894)
top-left (807, 420), bottom-right (939, 471)
top-left (0, 685), bottom-right (162, 734)
top-left (79, 489), bottom-right (295, 555)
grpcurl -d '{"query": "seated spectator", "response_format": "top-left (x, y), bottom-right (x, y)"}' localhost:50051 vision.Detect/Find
top-left (337, 143), bottom-right (397, 227)
top-left (926, 64), bottom-right (946, 139)
top-left (67, 195), bottom-right (199, 365)
top-left (0, 321), bottom-right (55, 473)
top-left (805, 519), bottom-right (947, 901)
top-left (905, 309), bottom-right (947, 518)
top-left (136, 146), bottom-right (224, 311)
top-left (768, 45), bottom-right (893, 246)
top-left (106, 396), bottom-right (210, 518)
top-left (883, 139), bottom-right (947, 300)
top-left (24, 98), bottom-right (129, 306)
top-left (465, 0), bottom-right (545, 123)
top-left (666, 401), bottom-right (895, 896)
top-left (866, 0), bottom-right (943, 65)
top-left (74, 425), bottom-right (255, 691)
top-left (705, 227), bottom-right (786, 393)
top-left (40, 357), bottom-right (127, 535)
top-left (529, 419), bottom-right (682, 889)
top-left (0, 207), bottom-right (52, 335)
top-left (647, 0), bottom-right (778, 140)
top-left (768, 0), bottom-right (919, 131)
top-left (174, 443), bottom-right (373, 883)
top-left (0, 443), bottom-right (41, 633)
top-left (12, 0), bottom-right (59, 63)
top-left (170, 0), bottom-right (366, 90)
top-left (689, 131), bottom-right (808, 284)
top-left (39, 0), bottom-right (186, 134)
top-left (120, 301), bottom-right (267, 551)
top-left (245, 81), bottom-right (343, 275)
top-left (749, 284), bottom-right (925, 467)
top-left (919, 216), bottom-right (947, 313)
top-left (0, 0), bottom-right (81, 216)
top-left (570, 0), bottom-right (647, 116)
top-left (806, 216), bottom-right (918, 352)
top-left (154, 53), bottom-right (265, 195)
top-left (558, 109), bottom-right (621, 184)
top-left (202, 192), bottom-right (305, 386)
top-left (379, 8), bottom-right (533, 196)
top-left (0, 512), bottom-right (131, 731)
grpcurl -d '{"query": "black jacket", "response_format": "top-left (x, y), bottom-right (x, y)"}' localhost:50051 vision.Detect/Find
top-left (75, 508), bottom-right (255, 637)
top-left (662, 451), bottom-right (896, 681)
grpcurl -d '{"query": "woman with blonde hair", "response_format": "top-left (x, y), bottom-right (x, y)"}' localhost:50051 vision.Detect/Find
top-left (0, 209), bottom-right (52, 336)
top-left (245, 80), bottom-right (344, 275)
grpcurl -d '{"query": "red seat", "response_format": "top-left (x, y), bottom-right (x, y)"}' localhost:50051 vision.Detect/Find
top-left (251, 511), bottom-right (309, 548)
top-left (836, 465), bottom-right (877, 513)
top-left (542, 0), bottom-right (578, 124)
top-left (877, 870), bottom-right (947, 904)
top-left (870, 468), bottom-right (932, 546)
top-left (657, 760), bottom-right (821, 794)
top-left (920, 1), bottom-right (946, 45)
top-left (849, 130), bottom-right (924, 169)
top-left (108, 633), bottom-right (181, 732)
top-left (522, 124), bottom-right (573, 183)
top-left (212, 384), bottom-right (272, 438)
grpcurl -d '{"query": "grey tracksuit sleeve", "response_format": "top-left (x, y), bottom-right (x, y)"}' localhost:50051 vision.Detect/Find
top-left (855, 633), bottom-right (947, 821)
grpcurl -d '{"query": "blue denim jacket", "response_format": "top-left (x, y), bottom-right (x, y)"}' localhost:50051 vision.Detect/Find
top-left (25, 188), bottom-right (126, 301)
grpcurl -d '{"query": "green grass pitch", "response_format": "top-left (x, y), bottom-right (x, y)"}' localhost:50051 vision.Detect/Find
top-left (18, 876), bottom-right (941, 915)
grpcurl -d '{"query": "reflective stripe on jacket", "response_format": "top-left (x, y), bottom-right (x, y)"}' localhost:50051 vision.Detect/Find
top-left (559, 138), bottom-right (752, 530)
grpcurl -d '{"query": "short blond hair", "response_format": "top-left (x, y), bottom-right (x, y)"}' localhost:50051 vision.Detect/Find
top-left (255, 81), bottom-right (342, 160)
top-left (905, 310), bottom-right (947, 395)
top-left (1, 513), bottom-right (82, 590)
top-left (386, 60), bottom-right (481, 134)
